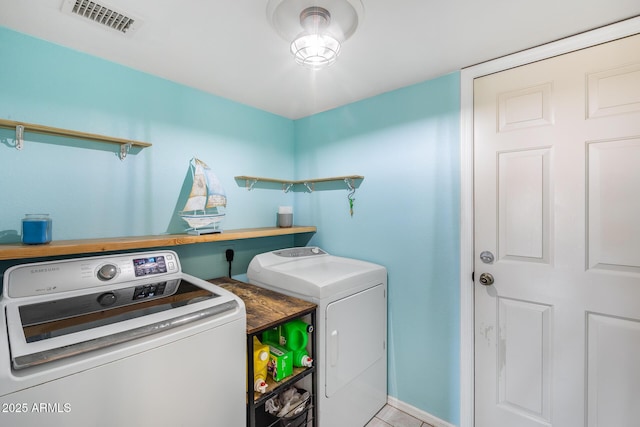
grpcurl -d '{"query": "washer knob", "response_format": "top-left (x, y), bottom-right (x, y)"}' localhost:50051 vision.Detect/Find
top-left (97, 292), bottom-right (117, 307)
top-left (97, 264), bottom-right (118, 281)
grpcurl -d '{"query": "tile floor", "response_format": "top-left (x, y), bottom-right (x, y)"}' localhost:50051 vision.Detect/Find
top-left (365, 405), bottom-right (434, 427)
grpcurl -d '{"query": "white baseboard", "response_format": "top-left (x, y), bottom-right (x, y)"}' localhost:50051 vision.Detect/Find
top-left (386, 396), bottom-right (457, 427)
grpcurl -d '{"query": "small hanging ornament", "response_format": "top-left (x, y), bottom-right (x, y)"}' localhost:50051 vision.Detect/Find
top-left (347, 186), bottom-right (356, 217)
top-left (343, 177), bottom-right (358, 217)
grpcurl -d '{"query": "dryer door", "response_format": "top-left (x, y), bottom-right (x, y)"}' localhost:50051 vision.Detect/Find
top-left (325, 284), bottom-right (386, 397)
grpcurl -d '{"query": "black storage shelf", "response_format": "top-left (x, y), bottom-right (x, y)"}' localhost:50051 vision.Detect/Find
top-left (247, 309), bottom-right (316, 427)
top-left (208, 278), bottom-right (317, 427)
top-left (252, 365), bottom-right (315, 407)
top-left (256, 402), bottom-right (315, 427)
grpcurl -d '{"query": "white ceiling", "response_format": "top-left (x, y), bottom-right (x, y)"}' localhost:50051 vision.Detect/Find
top-left (1, 0), bottom-right (640, 119)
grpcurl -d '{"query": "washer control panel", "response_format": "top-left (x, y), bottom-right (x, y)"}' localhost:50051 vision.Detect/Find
top-left (5, 251), bottom-right (181, 299)
top-left (273, 247), bottom-right (327, 258)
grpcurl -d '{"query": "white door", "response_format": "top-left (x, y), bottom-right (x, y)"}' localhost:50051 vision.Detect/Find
top-left (474, 33), bottom-right (640, 427)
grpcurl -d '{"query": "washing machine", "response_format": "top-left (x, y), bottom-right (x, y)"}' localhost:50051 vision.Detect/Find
top-left (0, 250), bottom-right (246, 427)
top-left (247, 247), bottom-right (387, 427)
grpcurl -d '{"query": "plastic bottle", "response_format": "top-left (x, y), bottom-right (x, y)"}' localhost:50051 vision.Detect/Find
top-left (281, 319), bottom-right (313, 351)
top-left (262, 327), bottom-right (281, 346)
top-left (253, 336), bottom-right (269, 393)
top-left (280, 319), bottom-right (314, 368)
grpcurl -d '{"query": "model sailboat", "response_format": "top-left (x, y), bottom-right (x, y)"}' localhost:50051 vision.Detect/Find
top-left (179, 157), bottom-right (226, 234)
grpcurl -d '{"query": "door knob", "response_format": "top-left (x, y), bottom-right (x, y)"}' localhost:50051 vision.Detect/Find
top-left (479, 273), bottom-right (494, 286)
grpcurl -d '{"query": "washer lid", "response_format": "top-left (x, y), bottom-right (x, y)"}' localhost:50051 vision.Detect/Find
top-left (247, 249), bottom-right (386, 299)
top-left (4, 274), bottom-right (241, 370)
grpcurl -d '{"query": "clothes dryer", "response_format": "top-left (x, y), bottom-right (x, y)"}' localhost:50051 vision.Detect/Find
top-left (248, 247), bottom-right (387, 427)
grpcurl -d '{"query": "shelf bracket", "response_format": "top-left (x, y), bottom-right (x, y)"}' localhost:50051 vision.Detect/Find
top-left (302, 182), bottom-right (315, 193)
top-left (15, 125), bottom-right (24, 150)
top-left (245, 178), bottom-right (258, 191)
top-left (119, 143), bottom-right (132, 160)
top-left (282, 183), bottom-right (293, 193)
top-left (344, 178), bottom-right (355, 192)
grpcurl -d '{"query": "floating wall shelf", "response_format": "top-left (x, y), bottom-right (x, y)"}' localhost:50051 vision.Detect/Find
top-left (235, 175), bottom-right (364, 192)
top-left (0, 226), bottom-right (316, 261)
top-left (0, 118), bottom-right (152, 160)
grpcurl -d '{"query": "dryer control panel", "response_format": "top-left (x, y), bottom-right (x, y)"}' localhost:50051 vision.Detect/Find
top-left (273, 247), bottom-right (326, 257)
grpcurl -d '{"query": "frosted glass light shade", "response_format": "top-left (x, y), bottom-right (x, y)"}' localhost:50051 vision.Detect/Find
top-left (267, 0), bottom-right (363, 70)
top-left (290, 33), bottom-right (341, 69)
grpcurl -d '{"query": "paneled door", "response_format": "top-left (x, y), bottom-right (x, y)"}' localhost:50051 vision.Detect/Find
top-left (474, 33), bottom-right (640, 427)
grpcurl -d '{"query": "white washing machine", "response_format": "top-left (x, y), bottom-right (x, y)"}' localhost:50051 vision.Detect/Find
top-left (247, 247), bottom-right (387, 427)
top-left (0, 250), bottom-right (246, 427)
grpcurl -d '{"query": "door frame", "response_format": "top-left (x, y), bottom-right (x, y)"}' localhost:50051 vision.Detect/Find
top-left (458, 16), bottom-right (640, 427)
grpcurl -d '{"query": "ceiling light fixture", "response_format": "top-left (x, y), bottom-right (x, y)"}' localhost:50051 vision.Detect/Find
top-left (267, 0), bottom-right (364, 70)
top-left (291, 7), bottom-right (340, 69)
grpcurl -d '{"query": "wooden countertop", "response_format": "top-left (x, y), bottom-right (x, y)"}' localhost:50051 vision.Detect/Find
top-left (208, 277), bottom-right (316, 335)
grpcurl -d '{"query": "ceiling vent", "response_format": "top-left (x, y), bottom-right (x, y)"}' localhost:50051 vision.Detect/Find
top-left (61, 0), bottom-right (143, 36)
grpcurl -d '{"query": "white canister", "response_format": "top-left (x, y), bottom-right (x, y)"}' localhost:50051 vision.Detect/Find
top-left (277, 206), bottom-right (293, 228)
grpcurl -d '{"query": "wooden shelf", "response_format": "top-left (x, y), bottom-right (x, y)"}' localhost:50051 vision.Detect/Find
top-left (0, 118), bottom-right (151, 159)
top-left (0, 226), bottom-right (316, 260)
top-left (235, 175), bottom-right (363, 192)
top-left (211, 278), bottom-right (317, 335)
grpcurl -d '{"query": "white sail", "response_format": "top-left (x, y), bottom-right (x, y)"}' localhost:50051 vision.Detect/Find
top-left (179, 158), bottom-right (226, 232)
top-left (182, 161), bottom-right (208, 211)
top-left (201, 160), bottom-right (226, 208)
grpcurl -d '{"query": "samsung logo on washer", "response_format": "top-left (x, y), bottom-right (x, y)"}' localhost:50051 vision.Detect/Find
top-left (30, 267), bottom-right (60, 274)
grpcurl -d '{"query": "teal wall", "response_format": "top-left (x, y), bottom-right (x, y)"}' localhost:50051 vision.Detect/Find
top-left (0, 26), bottom-right (460, 425)
top-left (0, 27), bottom-right (304, 278)
top-left (294, 75), bottom-right (461, 424)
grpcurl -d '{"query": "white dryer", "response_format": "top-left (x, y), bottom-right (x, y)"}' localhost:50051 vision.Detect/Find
top-left (247, 247), bottom-right (387, 427)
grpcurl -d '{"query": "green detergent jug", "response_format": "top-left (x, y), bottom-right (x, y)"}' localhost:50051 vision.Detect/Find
top-left (282, 319), bottom-right (314, 368)
top-left (262, 327), bottom-right (281, 346)
top-left (262, 320), bottom-right (314, 368)
top-left (281, 319), bottom-right (313, 351)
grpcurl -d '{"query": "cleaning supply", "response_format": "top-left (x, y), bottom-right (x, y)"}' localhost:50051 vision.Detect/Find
top-left (281, 319), bottom-right (314, 368)
top-left (292, 349), bottom-right (313, 368)
top-left (266, 342), bottom-right (293, 381)
top-left (253, 336), bottom-right (269, 393)
top-left (262, 327), bottom-right (281, 346)
top-left (281, 319), bottom-right (312, 351)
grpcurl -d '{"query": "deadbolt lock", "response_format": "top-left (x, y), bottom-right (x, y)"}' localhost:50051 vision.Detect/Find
top-left (479, 251), bottom-right (495, 264)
